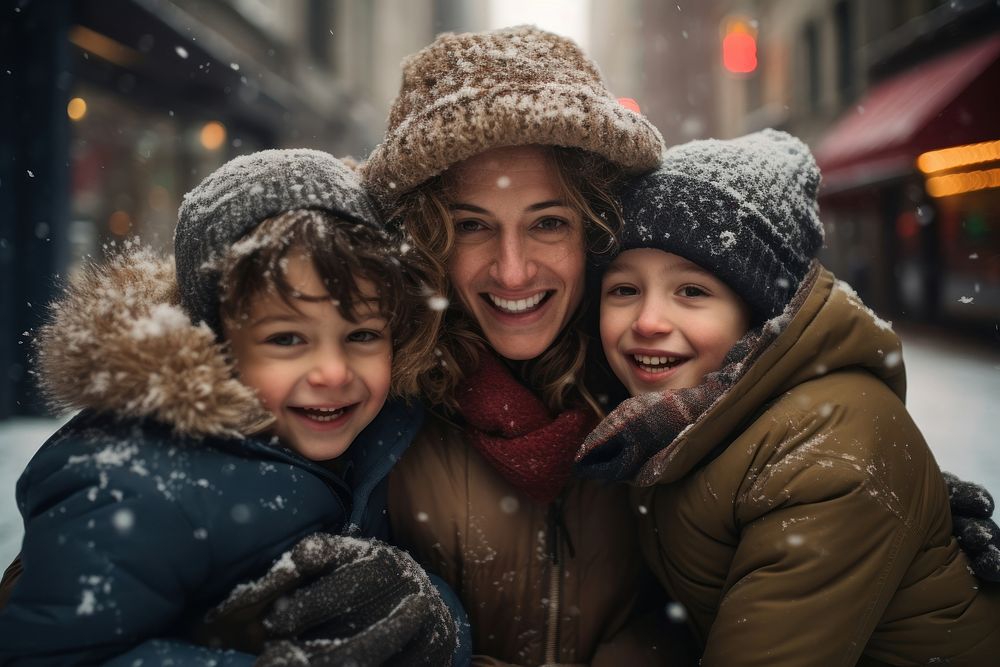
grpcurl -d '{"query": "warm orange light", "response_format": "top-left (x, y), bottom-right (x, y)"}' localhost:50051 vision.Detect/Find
top-left (108, 210), bottom-right (132, 236)
top-left (67, 97), bottom-right (87, 121)
top-left (722, 17), bottom-right (758, 74)
top-left (925, 166), bottom-right (1000, 198)
top-left (199, 121), bottom-right (226, 150)
top-left (917, 139), bottom-right (1000, 174)
top-left (68, 26), bottom-right (140, 67)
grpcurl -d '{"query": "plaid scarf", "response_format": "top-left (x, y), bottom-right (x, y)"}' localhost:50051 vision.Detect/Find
top-left (457, 353), bottom-right (598, 505)
top-left (575, 320), bottom-right (780, 485)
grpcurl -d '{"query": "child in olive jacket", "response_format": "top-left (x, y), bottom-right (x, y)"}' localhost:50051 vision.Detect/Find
top-left (577, 130), bottom-right (1000, 666)
top-left (0, 150), bottom-right (467, 666)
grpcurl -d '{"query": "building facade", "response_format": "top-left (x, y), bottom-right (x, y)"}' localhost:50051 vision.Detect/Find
top-left (0, 0), bottom-right (479, 418)
top-left (594, 0), bottom-right (999, 332)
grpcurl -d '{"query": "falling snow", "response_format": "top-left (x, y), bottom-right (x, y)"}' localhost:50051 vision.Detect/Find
top-left (499, 496), bottom-right (519, 514)
top-left (428, 295), bottom-right (449, 311)
top-left (666, 601), bottom-right (687, 622)
top-left (112, 508), bottom-right (134, 532)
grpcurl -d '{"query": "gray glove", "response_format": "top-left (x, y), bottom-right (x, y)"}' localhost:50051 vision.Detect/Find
top-left (203, 533), bottom-right (458, 665)
top-left (257, 592), bottom-right (446, 666)
top-left (943, 471), bottom-right (1000, 582)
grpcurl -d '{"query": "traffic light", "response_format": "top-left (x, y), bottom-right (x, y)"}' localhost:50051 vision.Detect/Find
top-left (722, 16), bottom-right (758, 74)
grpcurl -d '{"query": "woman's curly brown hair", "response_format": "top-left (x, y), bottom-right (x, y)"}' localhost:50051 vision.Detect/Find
top-left (391, 146), bottom-right (624, 415)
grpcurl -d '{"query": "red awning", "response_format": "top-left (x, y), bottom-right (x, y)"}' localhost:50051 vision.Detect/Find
top-left (815, 33), bottom-right (1000, 194)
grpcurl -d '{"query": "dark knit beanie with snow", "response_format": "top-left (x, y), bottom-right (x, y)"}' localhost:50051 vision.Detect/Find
top-left (617, 129), bottom-right (824, 321)
top-left (174, 148), bottom-right (381, 335)
top-left (361, 25), bottom-right (664, 208)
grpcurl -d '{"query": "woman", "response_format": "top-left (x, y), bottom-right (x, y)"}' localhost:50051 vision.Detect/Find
top-left (360, 26), bottom-right (691, 665)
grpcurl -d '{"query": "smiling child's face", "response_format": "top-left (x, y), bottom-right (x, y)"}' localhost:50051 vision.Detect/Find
top-left (225, 251), bottom-right (392, 461)
top-left (600, 248), bottom-right (752, 396)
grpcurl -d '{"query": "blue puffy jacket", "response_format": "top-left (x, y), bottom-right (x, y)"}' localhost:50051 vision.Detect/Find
top-left (0, 249), bottom-right (469, 665)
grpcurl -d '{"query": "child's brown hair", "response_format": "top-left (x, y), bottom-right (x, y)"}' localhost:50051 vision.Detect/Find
top-left (218, 208), bottom-right (440, 398)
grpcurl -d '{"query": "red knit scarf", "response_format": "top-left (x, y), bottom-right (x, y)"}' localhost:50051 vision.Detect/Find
top-left (456, 353), bottom-right (597, 505)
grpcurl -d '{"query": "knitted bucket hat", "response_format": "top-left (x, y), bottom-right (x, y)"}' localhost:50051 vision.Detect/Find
top-left (616, 129), bottom-right (825, 320)
top-left (361, 25), bottom-right (665, 207)
top-left (174, 148), bottom-right (382, 335)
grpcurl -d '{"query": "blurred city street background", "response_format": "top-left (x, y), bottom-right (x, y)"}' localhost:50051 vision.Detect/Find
top-left (1, 1), bottom-right (998, 563)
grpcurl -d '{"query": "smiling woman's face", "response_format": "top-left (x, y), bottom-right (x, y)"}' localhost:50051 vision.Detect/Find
top-left (444, 146), bottom-right (586, 361)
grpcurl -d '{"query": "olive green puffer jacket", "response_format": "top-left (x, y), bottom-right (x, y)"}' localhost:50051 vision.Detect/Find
top-left (594, 267), bottom-right (1000, 666)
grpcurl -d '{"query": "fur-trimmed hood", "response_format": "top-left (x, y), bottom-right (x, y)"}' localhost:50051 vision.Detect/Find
top-left (35, 243), bottom-right (273, 438)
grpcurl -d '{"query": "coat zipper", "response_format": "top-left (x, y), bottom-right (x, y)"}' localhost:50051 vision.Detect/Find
top-left (544, 498), bottom-right (575, 665)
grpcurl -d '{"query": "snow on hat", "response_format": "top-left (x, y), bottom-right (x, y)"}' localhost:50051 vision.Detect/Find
top-left (360, 24), bottom-right (665, 208)
top-left (174, 148), bottom-right (381, 335)
top-left (616, 129), bottom-right (824, 320)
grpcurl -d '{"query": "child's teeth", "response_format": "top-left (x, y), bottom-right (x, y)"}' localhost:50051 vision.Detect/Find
top-left (302, 407), bottom-right (346, 422)
top-left (633, 354), bottom-right (679, 370)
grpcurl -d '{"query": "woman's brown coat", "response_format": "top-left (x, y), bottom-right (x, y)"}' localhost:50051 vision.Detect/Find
top-left (388, 413), bottom-right (693, 666)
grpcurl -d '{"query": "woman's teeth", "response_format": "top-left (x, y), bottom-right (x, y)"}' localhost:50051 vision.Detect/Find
top-left (633, 354), bottom-right (681, 373)
top-left (299, 406), bottom-right (348, 422)
top-left (488, 292), bottom-right (545, 314)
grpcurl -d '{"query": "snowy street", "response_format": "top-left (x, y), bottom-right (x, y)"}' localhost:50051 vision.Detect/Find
top-left (0, 324), bottom-right (997, 569)
top-left (894, 325), bottom-right (1000, 497)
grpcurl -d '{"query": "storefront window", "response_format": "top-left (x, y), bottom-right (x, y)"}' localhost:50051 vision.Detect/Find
top-left (937, 189), bottom-right (1000, 321)
top-left (66, 84), bottom-right (234, 274)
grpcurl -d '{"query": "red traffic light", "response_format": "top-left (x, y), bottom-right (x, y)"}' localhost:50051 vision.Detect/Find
top-left (722, 17), bottom-right (758, 74)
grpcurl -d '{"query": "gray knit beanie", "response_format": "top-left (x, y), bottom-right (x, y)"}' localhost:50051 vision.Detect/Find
top-left (361, 25), bottom-right (664, 208)
top-left (175, 148), bottom-right (381, 335)
top-left (616, 129), bottom-right (824, 321)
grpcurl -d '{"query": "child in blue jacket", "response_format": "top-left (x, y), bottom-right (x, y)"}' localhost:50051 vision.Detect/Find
top-left (0, 149), bottom-right (467, 665)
